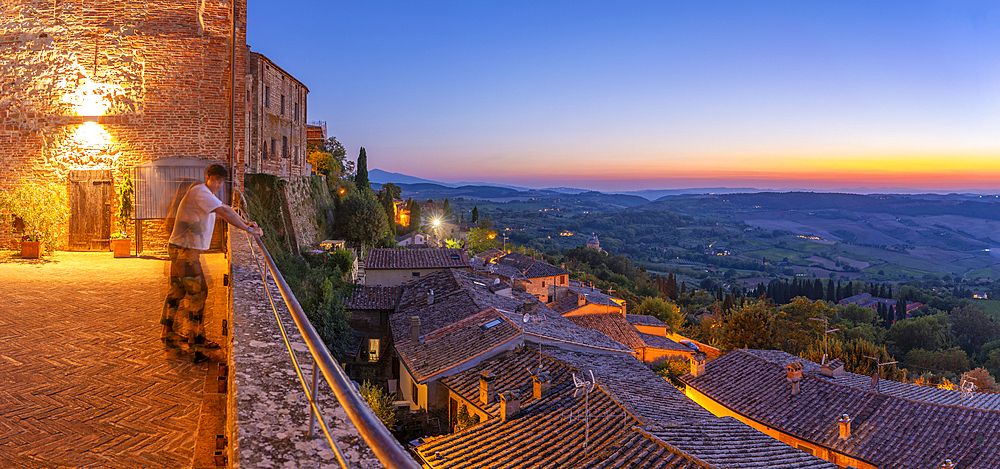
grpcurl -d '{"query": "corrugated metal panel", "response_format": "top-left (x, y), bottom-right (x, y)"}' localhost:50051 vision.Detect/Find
top-left (131, 157), bottom-right (227, 220)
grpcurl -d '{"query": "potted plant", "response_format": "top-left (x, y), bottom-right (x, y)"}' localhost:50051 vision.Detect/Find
top-left (110, 174), bottom-right (134, 258)
top-left (20, 232), bottom-right (43, 259)
top-left (0, 180), bottom-right (69, 258)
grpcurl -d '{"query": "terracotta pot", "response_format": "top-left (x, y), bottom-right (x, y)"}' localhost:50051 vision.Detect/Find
top-left (21, 241), bottom-right (42, 259)
top-left (111, 238), bottom-right (131, 258)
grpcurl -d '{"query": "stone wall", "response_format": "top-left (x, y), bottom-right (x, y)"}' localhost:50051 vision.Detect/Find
top-left (281, 175), bottom-right (333, 250)
top-left (1, 0), bottom-right (248, 248)
top-left (228, 224), bottom-right (385, 468)
top-left (246, 51), bottom-right (309, 177)
top-left (1, 0), bottom-right (249, 188)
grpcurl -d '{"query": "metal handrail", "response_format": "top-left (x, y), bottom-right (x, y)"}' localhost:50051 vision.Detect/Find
top-left (232, 192), bottom-right (419, 469)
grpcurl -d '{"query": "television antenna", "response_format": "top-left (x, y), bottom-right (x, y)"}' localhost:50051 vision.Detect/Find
top-left (809, 318), bottom-right (839, 365)
top-left (863, 356), bottom-right (897, 392)
top-left (960, 373), bottom-right (978, 405)
top-left (572, 370), bottom-right (596, 456)
top-left (521, 301), bottom-right (545, 372)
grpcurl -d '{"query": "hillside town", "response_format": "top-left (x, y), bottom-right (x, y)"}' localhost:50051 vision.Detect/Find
top-left (2, 1), bottom-right (1000, 468)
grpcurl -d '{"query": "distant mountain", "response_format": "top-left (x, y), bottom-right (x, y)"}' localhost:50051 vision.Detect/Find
top-left (369, 169), bottom-right (532, 191)
top-left (621, 188), bottom-right (765, 200)
top-left (368, 169), bottom-right (449, 186)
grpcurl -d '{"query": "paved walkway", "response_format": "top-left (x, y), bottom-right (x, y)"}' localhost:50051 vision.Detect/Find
top-left (0, 251), bottom-right (227, 468)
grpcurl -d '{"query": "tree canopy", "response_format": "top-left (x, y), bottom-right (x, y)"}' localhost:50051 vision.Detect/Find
top-left (338, 192), bottom-right (387, 246)
top-left (355, 147), bottom-right (370, 192)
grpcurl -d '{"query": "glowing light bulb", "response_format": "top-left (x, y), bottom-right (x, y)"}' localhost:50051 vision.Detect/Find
top-left (64, 80), bottom-right (109, 117)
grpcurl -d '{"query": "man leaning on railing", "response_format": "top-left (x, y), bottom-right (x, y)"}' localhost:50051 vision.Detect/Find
top-left (160, 164), bottom-right (264, 363)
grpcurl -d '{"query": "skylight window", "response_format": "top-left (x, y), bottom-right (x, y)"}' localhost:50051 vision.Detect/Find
top-left (481, 319), bottom-right (503, 330)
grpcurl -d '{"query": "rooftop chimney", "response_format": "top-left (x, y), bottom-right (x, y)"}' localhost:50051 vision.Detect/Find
top-left (428, 289), bottom-right (435, 305)
top-left (786, 361), bottom-right (803, 395)
top-left (499, 390), bottom-right (521, 421)
top-left (821, 358), bottom-right (845, 378)
top-left (410, 316), bottom-right (420, 344)
top-left (940, 460), bottom-right (956, 469)
top-left (838, 414), bottom-right (853, 438)
top-left (533, 371), bottom-right (552, 399)
top-left (479, 370), bottom-right (496, 405)
top-left (690, 353), bottom-right (707, 377)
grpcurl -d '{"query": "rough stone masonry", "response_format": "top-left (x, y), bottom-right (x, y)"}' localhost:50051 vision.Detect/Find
top-left (1, 0), bottom-right (249, 248)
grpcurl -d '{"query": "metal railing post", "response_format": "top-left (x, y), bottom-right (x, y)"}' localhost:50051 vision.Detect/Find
top-left (308, 358), bottom-right (318, 437)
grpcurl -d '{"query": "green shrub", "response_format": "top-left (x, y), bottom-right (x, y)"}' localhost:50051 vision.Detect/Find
top-left (652, 358), bottom-right (690, 388)
top-left (360, 380), bottom-right (398, 429)
top-left (0, 180), bottom-right (70, 251)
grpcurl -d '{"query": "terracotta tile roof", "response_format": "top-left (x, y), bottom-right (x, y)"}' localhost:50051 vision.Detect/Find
top-left (738, 349), bottom-right (1000, 411)
top-left (439, 346), bottom-right (568, 417)
top-left (395, 308), bottom-right (521, 383)
top-left (627, 314), bottom-right (667, 328)
top-left (563, 284), bottom-right (622, 307)
top-left (549, 294), bottom-right (583, 314)
top-left (640, 419), bottom-right (838, 468)
top-left (473, 248), bottom-right (506, 261)
top-left (420, 370), bottom-right (642, 468)
top-left (423, 346), bottom-right (835, 469)
top-left (566, 314), bottom-right (647, 350)
top-left (344, 285), bottom-right (402, 310)
top-left (391, 270), bottom-right (631, 382)
top-left (638, 333), bottom-right (692, 353)
top-left (365, 248), bottom-right (469, 270)
top-left (576, 429), bottom-right (707, 469)
top-left (495, 252), bottom-right (570, 279)
top-left (541, 347), bottom-right (711, 423)
top-left (682, 349), bottom-right (1000, 469)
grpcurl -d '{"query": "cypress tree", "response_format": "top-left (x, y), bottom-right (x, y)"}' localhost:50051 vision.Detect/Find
top-left (443, 198), bottom-right (452, 218)
top-left (471, 205), bottom-right (479, 223)
top-left (355, 147), bottom-right (370, 192)
top-left (408, 201), bottom-right (421, 233)
top-left (827, 279), bottom-right (835, 302)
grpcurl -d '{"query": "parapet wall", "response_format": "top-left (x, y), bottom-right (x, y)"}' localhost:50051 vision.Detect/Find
top-left (227, 224), bottom-right (380, 468)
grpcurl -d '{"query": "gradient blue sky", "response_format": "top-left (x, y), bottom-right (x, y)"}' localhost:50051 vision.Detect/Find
top-left (248, 1), bottom-right (1000, 192)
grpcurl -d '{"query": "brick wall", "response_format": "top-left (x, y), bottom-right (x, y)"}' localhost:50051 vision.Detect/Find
top-left (246, 51), bottom-right (308, 177)
top-left (0, 0), bottom-right (248, 247)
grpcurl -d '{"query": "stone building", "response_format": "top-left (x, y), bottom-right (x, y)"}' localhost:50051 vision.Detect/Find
top-left (1, 1), bottom-right (309, 252)
top-left (245, 50), bottom-right (309, 177)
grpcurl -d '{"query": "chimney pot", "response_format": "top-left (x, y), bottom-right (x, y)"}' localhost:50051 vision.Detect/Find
top-left (410, 316), bottom-right (420, 343)
top-left (499, 390), bottom-right (521, 421)
top-left (533, 372), bottom-right (552, 399)
top-left (479, 370), bottom-right (496, 405)
top-left (690, 353), bottom-right (706, 377)
top-left (838, 413), bottom-right (853, 438)
top-left (428, 289), bottom-right (435, 305)
top-left (786, 361), bottom-right (803, 395)
top-left (940, 460), bottom-right (956, 469)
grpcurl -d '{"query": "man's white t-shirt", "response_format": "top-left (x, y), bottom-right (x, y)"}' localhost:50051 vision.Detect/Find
top-left (168, 184), bottom-right (223, 250)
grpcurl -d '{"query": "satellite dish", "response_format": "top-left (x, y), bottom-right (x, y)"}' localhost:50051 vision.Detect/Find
top-left (522, 313), bottom-right (531, 323)
top-left (493, 278), bottom-right (501, 286)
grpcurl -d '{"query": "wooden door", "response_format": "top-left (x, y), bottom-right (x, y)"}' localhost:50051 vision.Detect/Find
top-left (69, 170), bottom-right (113, 251)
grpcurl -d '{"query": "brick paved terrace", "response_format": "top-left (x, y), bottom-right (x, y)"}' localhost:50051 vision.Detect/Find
top-left (0, 251), bottom-right (229, 468)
